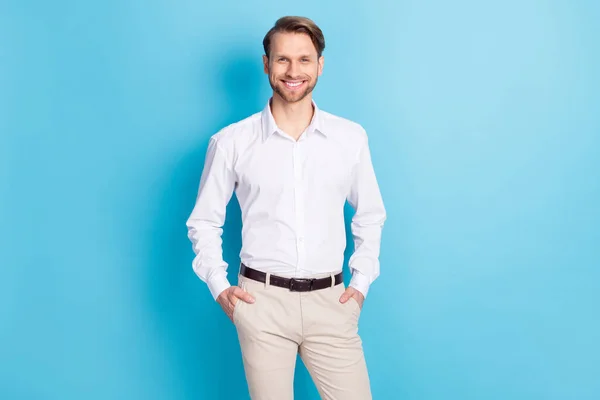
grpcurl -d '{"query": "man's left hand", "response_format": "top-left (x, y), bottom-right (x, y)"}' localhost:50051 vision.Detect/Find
top-left (339, 286), bottom-right (364, 310)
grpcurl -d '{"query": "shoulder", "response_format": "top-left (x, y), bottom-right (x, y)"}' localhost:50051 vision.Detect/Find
top-left (320, 109), bottom-right (368, 145)
top-left (319, 109), bottom-right (369, 163)
top-left (209, 112), bottom-right (262, 150)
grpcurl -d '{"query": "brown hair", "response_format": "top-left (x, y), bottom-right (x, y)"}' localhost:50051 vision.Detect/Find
top-left (263, 16), bottom-right (325, 59)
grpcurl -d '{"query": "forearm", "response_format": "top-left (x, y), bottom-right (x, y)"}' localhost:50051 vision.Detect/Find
top-left (348, 212), bottom-right (385, 298)
top-left (187, 218), bottom-right (231, 300)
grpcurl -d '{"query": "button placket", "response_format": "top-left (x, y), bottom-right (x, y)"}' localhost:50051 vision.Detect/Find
top-left (292, 141), bottom-right (306, 271)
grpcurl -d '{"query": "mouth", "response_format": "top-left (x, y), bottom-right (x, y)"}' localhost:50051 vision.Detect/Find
top-left (282, 80), bottom-right (307, 91)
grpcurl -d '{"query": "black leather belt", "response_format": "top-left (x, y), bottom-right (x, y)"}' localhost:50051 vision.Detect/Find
top-left (240, 263), bottom-right (343, 292)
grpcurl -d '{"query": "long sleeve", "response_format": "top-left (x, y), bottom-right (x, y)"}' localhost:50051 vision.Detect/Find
top-left (346, 134), bottom-right (387, 298)
top-left (186, 136), bottom-right (236, 300)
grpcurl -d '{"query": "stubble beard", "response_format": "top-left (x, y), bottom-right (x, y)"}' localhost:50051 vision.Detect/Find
top-left (269, 74), bottom-right (318, 104)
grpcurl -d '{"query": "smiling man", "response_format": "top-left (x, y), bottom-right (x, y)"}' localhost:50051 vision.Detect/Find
top-left (186, 16), bottom-right (386, 400)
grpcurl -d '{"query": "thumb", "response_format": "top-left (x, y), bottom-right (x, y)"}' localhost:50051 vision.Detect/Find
top-left (339, 288), bottom-right (354, 303)
top-left (234, 287), bottom-right (255, 303)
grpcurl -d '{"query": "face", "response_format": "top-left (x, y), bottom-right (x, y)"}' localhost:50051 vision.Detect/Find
top-left (263, 32), bottom-right (324, 104)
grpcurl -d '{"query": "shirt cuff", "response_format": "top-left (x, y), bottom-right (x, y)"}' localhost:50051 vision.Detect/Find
top-left (349, 270), bottom-right (372, 299)
top-left (207, 274), bottom-right (231, 301)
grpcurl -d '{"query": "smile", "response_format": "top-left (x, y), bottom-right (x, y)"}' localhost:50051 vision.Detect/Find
top-left (283, 80), bottom-right (306, 90)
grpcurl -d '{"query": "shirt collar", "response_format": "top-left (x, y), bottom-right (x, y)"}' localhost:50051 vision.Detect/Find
top-left (261, 98), bottom-right (326, 142)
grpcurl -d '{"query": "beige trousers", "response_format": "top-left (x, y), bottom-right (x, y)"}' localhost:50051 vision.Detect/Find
top-left (233, 272), bottom-right (372, 400)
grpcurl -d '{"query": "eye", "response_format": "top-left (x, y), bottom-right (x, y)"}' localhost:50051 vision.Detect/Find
top-left (278, 57), bottom-right (288, 62)
top-left (301, 58), bottom-right (310, 62)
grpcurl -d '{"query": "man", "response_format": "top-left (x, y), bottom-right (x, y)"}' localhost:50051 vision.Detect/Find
top-left (186, 16), bottom-right (386, 400)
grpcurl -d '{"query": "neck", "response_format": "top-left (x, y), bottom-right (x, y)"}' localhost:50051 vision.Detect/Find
top-left (270, 93), bottom-right (314, 140)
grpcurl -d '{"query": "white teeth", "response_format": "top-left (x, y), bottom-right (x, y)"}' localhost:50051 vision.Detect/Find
top-left (286, 81), bottom-right (303, 87)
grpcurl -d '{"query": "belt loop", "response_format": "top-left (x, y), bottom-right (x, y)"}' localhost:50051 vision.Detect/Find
top-left (330, 273), bottom-right (335, 288)
top-left (265, 272), bottom-right (271, 290)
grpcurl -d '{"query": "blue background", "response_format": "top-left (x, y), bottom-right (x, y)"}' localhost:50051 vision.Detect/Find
top-left (2, 1), bottom-right (599, 399)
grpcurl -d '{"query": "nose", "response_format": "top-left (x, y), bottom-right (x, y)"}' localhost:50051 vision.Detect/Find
top-left (287, 60), bottom-right (300, 78)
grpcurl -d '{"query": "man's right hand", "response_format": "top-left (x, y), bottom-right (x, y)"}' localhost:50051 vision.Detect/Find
top-left (217, 286), bottom-right (255, 322)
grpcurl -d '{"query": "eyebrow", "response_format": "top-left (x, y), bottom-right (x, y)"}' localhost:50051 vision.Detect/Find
top-left (273, 54), bottom-right (314, 59)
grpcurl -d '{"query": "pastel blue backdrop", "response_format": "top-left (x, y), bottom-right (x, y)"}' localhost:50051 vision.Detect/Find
top-left (2, 1), bottom-right (599, 399)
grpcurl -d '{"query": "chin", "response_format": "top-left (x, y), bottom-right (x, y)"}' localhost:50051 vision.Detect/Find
top-left (278, 86), bottom-right (314, 104)
top-left (282, 93), bottom-right (306, 103)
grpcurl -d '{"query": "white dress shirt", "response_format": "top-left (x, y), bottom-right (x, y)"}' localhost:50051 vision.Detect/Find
top-left (186, 99), bottom-right (386, 300)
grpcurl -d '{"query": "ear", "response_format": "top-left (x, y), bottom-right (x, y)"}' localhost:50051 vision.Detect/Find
top-left (263, 55), bottom-right (269, 74)
top-left (318, 55), bottom-right (324, 76)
